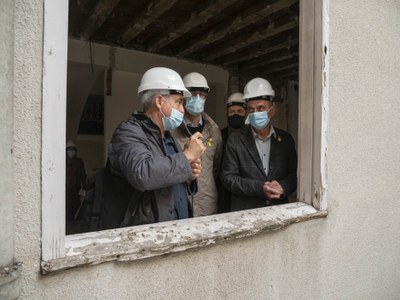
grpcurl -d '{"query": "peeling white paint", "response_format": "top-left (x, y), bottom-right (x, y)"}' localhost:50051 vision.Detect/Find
top-left (320, 0), bottom-right (330, 211)
top-left (43, 202), bottom-right (326, 274)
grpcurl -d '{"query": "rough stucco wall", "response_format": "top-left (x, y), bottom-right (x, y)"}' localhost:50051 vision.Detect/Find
top-left (29, 221), bottom-right (326, 300)
top-left (13, 0), bottom-right (43, 299)
top-left (12, 0), bottom-right (400, 299)
top-left (321, 1), bottom-right (400, 298)
top-left (0, 0), bottom-right (15, 268)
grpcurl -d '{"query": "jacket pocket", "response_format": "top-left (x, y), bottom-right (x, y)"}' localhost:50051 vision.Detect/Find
top-left (122, 190), bottom-right (159, 227)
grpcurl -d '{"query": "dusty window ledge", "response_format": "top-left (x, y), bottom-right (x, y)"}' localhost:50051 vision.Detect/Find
top-left (41, 202), bottom-right (327, 274)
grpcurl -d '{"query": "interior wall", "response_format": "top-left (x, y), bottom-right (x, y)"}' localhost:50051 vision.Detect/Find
top-left (105, 70), bottom-right (141, 153)
top-left (66, 62), bottom-right (105, 141)
top-left (286, 81), bottom-right (299, 148)
top-left (67, 62), bottom-right (106, 177)
top-left (68, 39), bottom-right (229, 164)
top-left (68, 39), bottom-right (229, 129)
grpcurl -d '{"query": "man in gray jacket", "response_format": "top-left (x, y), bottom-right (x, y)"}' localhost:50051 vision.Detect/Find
top-left (108, 67), bottom-right (205, 226)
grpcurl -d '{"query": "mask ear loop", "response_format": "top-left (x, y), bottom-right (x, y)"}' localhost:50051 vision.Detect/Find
top-left (266, 105), bottom-right (275, 119)
top-left (159, 96), bottom-right (172, 118)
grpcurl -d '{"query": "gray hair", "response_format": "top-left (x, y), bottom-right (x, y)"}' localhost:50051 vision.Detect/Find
top-left (140, 89), bottom-right (170, 112)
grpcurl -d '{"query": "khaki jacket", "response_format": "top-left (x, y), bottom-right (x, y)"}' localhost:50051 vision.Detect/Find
top-left (172, 112), bottom-right (223, 216)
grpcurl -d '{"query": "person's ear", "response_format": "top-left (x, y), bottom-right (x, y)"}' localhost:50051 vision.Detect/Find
top-left (270, 105), bottom-right (276, 117)
top-left (155, 95), bottom-right (163, 110)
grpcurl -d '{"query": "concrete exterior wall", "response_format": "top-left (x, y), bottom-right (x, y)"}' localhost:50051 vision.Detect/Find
top-left (0, 0), bottom-right (15, 268)
top-left (10, 1), bottom-right (400, 299)
top-left (13, 0), bottom-right (43, 298)
top-left (321, 1), bottom-right (400, 297)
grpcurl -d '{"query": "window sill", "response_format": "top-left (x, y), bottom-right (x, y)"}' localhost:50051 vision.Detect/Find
top-left (41, 202), bottom-right (327, 274)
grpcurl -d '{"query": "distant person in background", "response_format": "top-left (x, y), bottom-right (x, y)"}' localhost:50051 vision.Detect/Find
top-left (218, 92), bottom-right (248, 213)
top-left (66, 141), bottom-right (87, 221)
top-left (220, 92), bottom-right (248, 147)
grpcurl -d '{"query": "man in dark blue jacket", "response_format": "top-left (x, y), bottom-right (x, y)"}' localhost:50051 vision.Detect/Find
top-left (108, 67), bottom-right (205, 226)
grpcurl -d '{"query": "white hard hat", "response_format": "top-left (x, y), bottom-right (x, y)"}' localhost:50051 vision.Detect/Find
top-left (226, 92), bottom-right (246, 108)
top-left (66, 141), bottom-right (76, 148)
top-left (243, 77), bottom-right (275, 101)
top-left (183, 72), bottom-right (210, 93)
top-left (137, 67), bottom-right (191, 98)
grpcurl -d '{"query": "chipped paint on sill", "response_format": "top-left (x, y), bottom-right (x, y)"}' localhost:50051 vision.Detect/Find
top-left (41, 202), bottom-right (327, 274)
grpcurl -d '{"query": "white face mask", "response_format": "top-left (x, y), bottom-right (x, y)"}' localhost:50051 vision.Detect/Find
top-left (67, 149), bottom-right (76, 158)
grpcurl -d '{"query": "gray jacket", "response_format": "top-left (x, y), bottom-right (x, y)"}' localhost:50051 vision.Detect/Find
top-left (108, 114), bottom-right (193, 222)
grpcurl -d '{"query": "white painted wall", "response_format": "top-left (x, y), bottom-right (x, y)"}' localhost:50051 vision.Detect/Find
top-left (12, 1), bottom-right (400, 299)
top-left (105, 70), bottom-right (141, 150)
top-left (68, 39), bottom-right (229, 129)
top-left (67, 39), bottom-right (230, 171)
top-left (67, 62), bottom-right (106, 177)
top-left (66, 61), bottom-right (105, 142)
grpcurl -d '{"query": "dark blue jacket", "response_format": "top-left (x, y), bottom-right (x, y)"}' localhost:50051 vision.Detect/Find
top-left (108, 114), bottom-right (193, 223)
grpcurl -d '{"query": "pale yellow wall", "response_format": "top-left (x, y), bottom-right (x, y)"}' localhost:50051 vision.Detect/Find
top-left (67, 40), bottom-right (229, 169)
top-left (105, 70), bottom-right (142, 151)
top-left (12, 1), bottom-right (400, 299)
top-left (68, 39), bottom-right (229, 129)
top-left (67, 62), bottom-right (106, 177)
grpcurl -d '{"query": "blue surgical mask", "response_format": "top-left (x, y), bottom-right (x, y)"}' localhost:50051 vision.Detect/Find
top-left (246, 108), bottom-right (272, 130)
top-left (185, 95), bottom-right (205, 116)
top-left (160, 97), bottom-right (184, 131)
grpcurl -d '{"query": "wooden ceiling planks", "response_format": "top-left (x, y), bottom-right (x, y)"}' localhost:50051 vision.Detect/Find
top-left (68, 0), bottom-right (299, 82)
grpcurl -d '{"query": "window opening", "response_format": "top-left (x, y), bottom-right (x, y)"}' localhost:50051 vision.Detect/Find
top-left (42, 0), bottom-right (327, 266)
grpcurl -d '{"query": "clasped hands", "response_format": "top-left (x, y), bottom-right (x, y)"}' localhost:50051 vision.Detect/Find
top-left (263, 180), bottom-right (284, 200)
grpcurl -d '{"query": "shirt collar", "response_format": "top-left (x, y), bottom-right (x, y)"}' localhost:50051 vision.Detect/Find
top-left (252, 125), bottom-right (276, 141)
top-left (184, 114), bottom-right (203, 127)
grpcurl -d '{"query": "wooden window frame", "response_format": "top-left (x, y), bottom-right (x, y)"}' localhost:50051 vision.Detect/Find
top-left (41, 0), bottom-right (328, 272)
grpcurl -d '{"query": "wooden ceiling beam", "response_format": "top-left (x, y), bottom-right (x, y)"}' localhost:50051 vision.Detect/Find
top-left (119, 0), bottom-right (179, 46)
top-left (264, 63), bottom-right (298, 76)
top-left (220, 36), bottom-right (299, 66)
top-left (202, 19), bottom-right (298, 62)
top-left (176, 0), bottom-right (298, 57)
top-left (81, 0), bottom-right (122, 40)
top-left (240, 48), bottom-right (299, 71)
top-left (240, 57), bottom-right (298, 77)
top-left (267, 68), bottom-right (299, 84)
top-left (261, 65), bottom-right (299, 82)
top-left (147, 0), bottom-right (239, 51)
